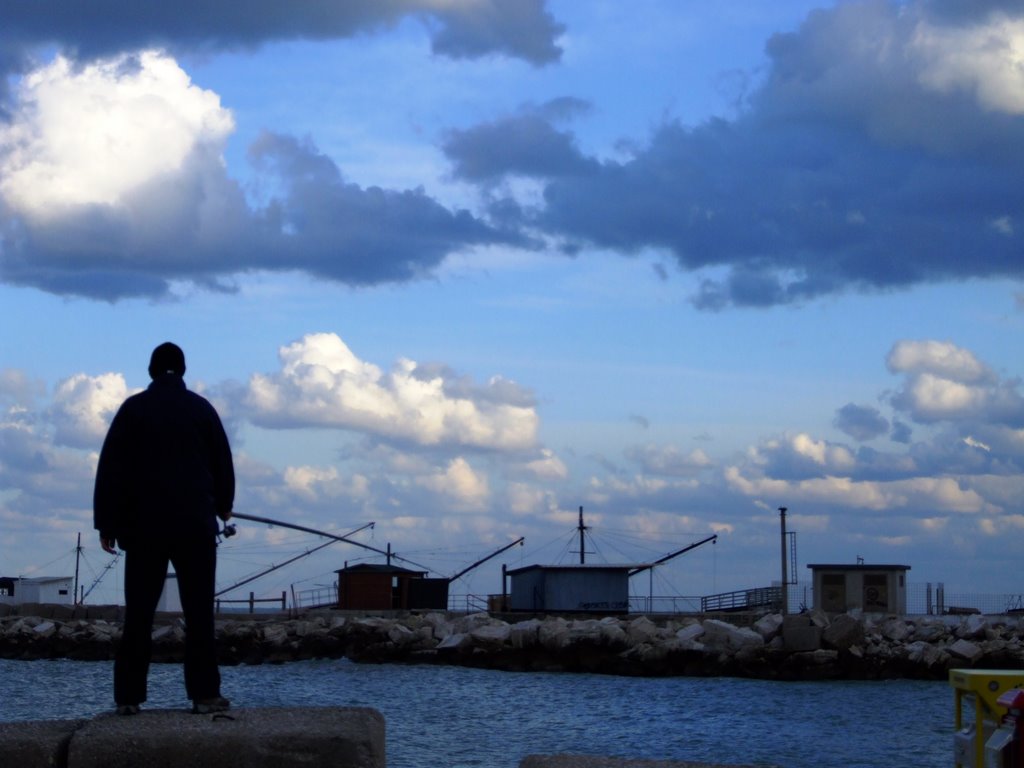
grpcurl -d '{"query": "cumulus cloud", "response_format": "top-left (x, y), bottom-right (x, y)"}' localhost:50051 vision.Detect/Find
top-left (625, 443), bottom-right (712, 477)
top-left (416, 457), bottom-right (490, 510)
top-left (244, 332), bottom-right (539, 450)
top-left (444, 0), bottom-right (1024, 308)
top-left (887, 340), bottom-right (1024, 425)
top-left (744, 433), bottom-right (857, 481)
top-left (0, 53), bottom-right (233, 217)
top-left (0, 369), bottom-right (44, 410)
top-left (49, 373), bottom-right (133, 449)
top-left (0, 52), bottom-right (523, 299)
top-left (0, 0), bottom-right (564, 67)
top-left (834, 403), bottom-right (890, 442)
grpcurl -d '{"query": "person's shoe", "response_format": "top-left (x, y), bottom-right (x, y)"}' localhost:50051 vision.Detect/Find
top-left (116, 704), bottom-right (140, 716)
top-left (192, 696), bottom-right (230, 714)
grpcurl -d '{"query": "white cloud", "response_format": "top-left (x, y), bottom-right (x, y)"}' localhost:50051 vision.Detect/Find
top-left (625, 443), bottom-right (713, 476)
top-left (724, 466), bottom-right (997, 515)
top-left (282, 465), bottom-right (370, 502)
top-left (246, 332), bottom-right (539, 450)
top-left (49, 373), bottom-right (132, 449)
top-left (0, 51), bottom-right (234, 218)
top-left (886, 340), bottom-right (991, 384)
top-left (415, 457), bottom-right (490, 509)
top-left (523, 448), bottom-right (568, 480)
top-left (912, 14), bottom-right (1024, 115)
top-left (887, 340), bottom-right (1024, 424)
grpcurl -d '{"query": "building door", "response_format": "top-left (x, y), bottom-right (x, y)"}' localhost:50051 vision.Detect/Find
top-left (821, 573), bottom-right (846, 612)
top-left (863, 574), bottom-right (888, 611)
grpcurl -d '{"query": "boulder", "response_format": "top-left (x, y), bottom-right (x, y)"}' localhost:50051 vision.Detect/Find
top-left (905, 640), bottom-right (945, 667)
top-left (436, 632), bottom-right (471, 651)
top-left (910, 618), bottom-right (948, 643)
top-left (822, 614), bottom-right (864, 651)
top-left (676, 624), bottom-right (705, 644)
top-left (879, 618), bottom-right (911, 643)
top-left (510, 619), bottom-right (542, 649)
top-left (957, 615), bottom-right (989, 640)
top-left (539, 619), bottom-right (571, 650)
top-left (947, 639), bottom-right (983, 663)
top-left (471, 623), bottom-right (512, 646)
top-left (753, 614), bottom-right (783, 641)
top-left (701, 619), bottom-right (763, 652)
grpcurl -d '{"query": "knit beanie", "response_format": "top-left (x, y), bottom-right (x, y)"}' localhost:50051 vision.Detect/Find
top-left (148, 342), bottom-right (186, 379)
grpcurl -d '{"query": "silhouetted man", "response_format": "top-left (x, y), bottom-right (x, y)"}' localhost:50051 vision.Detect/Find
top-left (94, 342), bottom-right (234, 715)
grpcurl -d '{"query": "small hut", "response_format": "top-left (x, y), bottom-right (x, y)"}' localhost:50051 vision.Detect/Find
top-left (807, 563), bottom-right (911, 614)
top-left (335, 563), bottom-right (431, 611)
top-left (506, 564), bottom-right (636, 614)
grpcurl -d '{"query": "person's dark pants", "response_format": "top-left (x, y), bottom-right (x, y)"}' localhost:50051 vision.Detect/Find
top-left (114, 536), bottom-right (221, 705)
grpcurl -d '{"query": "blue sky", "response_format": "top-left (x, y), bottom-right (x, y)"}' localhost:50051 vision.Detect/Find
top-left (1, 0), bottom-right (1022, 606)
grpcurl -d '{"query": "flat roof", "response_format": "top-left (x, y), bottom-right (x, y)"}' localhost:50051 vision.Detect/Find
top-left (507, 563), bottom-right (651, 576)
top-left (334, 563), bottom-right (427, 575)
top-left (806, 563), bottom-right (910, 571)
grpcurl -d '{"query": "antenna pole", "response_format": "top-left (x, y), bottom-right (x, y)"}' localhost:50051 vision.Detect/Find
top-left (73, 533), bottom-right (82, 606)
top-left (578, 506), bottom-right (586, 564)
top-left (779, 507), bottom-right (789, 615)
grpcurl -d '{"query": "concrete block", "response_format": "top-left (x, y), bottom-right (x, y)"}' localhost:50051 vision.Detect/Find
top-left (0, 719), bottom-right (83, 768)
top-left (782, 624), bottom-right (821, 652)
top-left (68, 707), bottom-right (384, 768)
top-left (520, 756), bottom-right (777, 768)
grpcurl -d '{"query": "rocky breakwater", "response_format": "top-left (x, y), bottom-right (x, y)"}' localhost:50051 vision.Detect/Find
top-left (2, 609), bottom-right (1023, 680)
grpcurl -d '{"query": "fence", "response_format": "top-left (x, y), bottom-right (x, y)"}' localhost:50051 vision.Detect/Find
top-left (278, 581), bottom-right (1024, 616)
top-left (215, 591), bottom-right (287, 614)
top-left (295, 585), bottom-right (337, 610)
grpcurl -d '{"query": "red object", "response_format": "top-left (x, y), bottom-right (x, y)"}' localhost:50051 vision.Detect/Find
top-left (999, 689), bottom-right (1024, 712)
top-left (996, 688), bottom-right (1024, 768)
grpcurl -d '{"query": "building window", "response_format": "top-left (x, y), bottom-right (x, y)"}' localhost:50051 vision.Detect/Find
top-left (58, 589), bottom-right (69, 596)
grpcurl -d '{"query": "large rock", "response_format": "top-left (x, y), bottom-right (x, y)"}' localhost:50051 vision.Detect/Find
top-left (822, 614), bottom-right (864, 651)
top-left (701, 620), bottom-right (763, 653)
top-left (510, 619), bottom-right (543, 649)
top-left (948, 639), bottom-right (984, 663)
top-left (752, 614), bottom-right (783, 641)
top-left (471, 623), bottom-right (512, 646)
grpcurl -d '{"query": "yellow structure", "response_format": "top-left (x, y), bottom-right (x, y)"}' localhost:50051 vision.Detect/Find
top-left (950, 669), bottom-right (1024, 768)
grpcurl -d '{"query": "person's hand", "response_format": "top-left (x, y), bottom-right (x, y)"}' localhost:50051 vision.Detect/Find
top-left (218, 509), bottom-right (233, 522)
top-left (100, 536), bottom-right (118, 555)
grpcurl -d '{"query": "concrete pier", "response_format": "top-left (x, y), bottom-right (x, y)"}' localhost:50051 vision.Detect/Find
top-left (521, 760), bottom-right (775, 768)
top-left (0, 707), bottom-right (777, 768)
top-left (0, 707), bottom-right (385, 768)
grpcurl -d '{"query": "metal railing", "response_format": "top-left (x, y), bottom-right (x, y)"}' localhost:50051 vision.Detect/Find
top-left (216, 591), bottom-right (287, 614)
top-left (295, 585), bottom-right (337, 610)
top-left (628, 595), bottom-right (703, 614)
top-left (701, 586), bottom-right (782, 613)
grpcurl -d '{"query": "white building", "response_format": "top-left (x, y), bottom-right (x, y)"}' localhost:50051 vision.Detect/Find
top-left (0, 576), bottom-right (74, 605)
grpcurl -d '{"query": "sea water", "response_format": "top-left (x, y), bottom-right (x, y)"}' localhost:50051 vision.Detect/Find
top-left (1, 658), bottom-right (950, 767)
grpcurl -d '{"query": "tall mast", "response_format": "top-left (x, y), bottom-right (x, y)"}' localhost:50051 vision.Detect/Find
top-left (73, 533), bottom-right (82, 605)
top-left (578, 506), bottom-right (587, 564)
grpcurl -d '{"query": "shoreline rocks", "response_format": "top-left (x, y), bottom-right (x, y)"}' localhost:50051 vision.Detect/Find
top-left (2, 608), bottom-right (1023, 680)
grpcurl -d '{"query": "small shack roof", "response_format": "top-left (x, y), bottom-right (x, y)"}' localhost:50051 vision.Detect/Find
top-left (507, 563), bottom-right (650, 576)
top-left (0, 575), bottom-right (71, 583)
top-left (335, 563), bottom-right (427, 576)
top-left (806, 563), bottom-right (911, 571)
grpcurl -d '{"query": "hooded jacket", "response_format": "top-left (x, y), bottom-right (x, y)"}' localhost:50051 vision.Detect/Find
top-left (93, 374), bottom-right (235, 546)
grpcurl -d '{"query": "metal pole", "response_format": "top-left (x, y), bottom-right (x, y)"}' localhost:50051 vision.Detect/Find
top-left (578, 506), bottom-right (585, 564)
top-left (779, 507), bottom-right (789, 615)
top-left (73, 533), bottom-right (81, 606)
